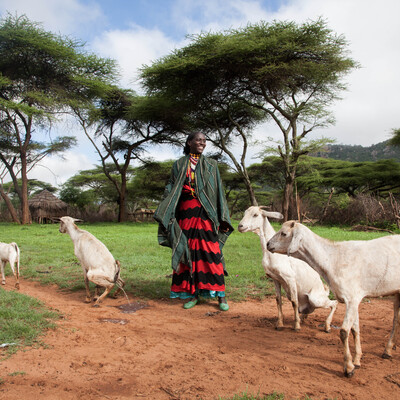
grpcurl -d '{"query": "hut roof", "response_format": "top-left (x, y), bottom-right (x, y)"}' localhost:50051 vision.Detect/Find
top-left (28, 189), bottom-right (68, 211)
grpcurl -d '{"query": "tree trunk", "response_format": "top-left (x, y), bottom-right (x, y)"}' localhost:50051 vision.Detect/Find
top-left (117, 178), bottom-right (127, 223)
top-left (242, 172), bottom-right (257, 206)
top-left (20, 152), bottom-right (32, 224)
top-left (282, 175), bottom-right (297, 221)
top-left (0, 186), bottom-right (20, 223)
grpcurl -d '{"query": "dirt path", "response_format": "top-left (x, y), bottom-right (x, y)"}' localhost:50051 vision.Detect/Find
top-left (0, 278), bottom-right (399, 400)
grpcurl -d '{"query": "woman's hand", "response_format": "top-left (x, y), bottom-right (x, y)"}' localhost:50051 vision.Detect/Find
top-left (219, 221), bottom-right (230, 232)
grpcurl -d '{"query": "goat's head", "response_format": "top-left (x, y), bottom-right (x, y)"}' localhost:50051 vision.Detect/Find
top-left (238, 206), bottom-right (283, 234)
top-left (267, 220), bottom-right (302, 256)
top-left (59, 216), bottom-right (82, 233)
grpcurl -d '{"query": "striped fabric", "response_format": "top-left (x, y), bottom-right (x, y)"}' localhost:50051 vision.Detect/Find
top-left (170, 165), bottom-right (225, 299)
top-left (154, 154), bottom-right (233, 275)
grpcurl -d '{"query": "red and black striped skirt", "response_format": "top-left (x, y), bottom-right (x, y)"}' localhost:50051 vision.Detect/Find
top-left (170, 186), bottom-right (226, 299)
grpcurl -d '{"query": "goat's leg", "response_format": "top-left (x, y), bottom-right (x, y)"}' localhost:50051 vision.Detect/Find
top-left (273, 280), bottom-right (284, 330)
top-left (93, 286), bottom-right (113, 307)
top-left (1, 261), bottom-right (5, 285)
top-left (291, 299), bottom-right (301, 332)
top-left (313, 297), bottom-right (338, 333)
top-left (323, 300), bottom-right (338, 333)
top-left (93, 285), bottom-right (101, 301)
top-left (300, 313), bottom-right (308, 323)
top-left (340, 302), bottom-right (358, 377)
top-left (82, 268), bottom-right (91, 303)
top-left (15, 253), bottom-right (20, 289)
top-left (383, 293), bottom-right (400, 359)
top-left (8, 256), bottom-right (19, 290)
top-left (307, 293), bottom-right (338, 333)
top-left (87, 272), bottom-right (114, 306)
top-left (287, 281), bottom-right (300, 331)
top-left (351, 308), bottom-right (362, 368)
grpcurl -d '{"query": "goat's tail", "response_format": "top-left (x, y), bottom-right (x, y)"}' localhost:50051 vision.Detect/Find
top-left (113, 260), bottom-right (129, 304)
top-left (114, 260), bottom-right (124, 289)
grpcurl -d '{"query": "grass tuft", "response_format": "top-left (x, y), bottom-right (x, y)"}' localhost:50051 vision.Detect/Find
top-left (0, 289), bottom-right (60, 356)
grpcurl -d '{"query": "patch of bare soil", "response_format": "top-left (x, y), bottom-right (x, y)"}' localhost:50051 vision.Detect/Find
top-left (1, 278), bottom-right (399, 400)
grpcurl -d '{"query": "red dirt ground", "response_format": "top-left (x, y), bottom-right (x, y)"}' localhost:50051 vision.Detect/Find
top-left (1, 278), bottom-right (400, 400)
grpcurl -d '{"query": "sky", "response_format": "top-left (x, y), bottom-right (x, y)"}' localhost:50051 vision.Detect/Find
top-left (0, 0), bottom-right (399, 187)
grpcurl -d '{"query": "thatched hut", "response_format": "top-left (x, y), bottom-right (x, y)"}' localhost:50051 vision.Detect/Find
top-left (28, 190), bottom-right (68, 223)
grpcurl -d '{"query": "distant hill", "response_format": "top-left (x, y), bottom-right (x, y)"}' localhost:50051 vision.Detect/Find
top-left (311, 140), bottom-right (400, 162)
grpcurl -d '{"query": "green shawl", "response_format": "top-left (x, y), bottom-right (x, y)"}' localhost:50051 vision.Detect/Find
top-left (154, 155), bottom-right (234, 273)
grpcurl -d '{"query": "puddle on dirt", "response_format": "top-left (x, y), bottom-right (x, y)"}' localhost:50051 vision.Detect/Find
top-left (117, 302), bottom-right (149, 314)
top-left (98, 318), bottom-right (129, 325)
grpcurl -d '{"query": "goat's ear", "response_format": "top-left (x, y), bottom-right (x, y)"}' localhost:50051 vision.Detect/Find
top-left (265, 211), bottom-right (283, 220)
top-left (73, 218), bottom-right (84, 223)
top-left (287, 223), bottom-right (302, 256)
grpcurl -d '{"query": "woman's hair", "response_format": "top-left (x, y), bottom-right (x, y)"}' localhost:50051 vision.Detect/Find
top-left (183, 132), bottom-right (202, 155)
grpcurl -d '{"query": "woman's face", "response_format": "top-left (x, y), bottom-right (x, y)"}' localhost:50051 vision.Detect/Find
top-left (188, 133), bottom-right (206, 154)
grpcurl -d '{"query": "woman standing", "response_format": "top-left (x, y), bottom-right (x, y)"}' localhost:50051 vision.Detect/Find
top-left (154, 132), bottom-right (234, 310)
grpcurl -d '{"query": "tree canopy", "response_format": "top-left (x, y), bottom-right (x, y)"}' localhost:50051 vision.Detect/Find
top-left (141, 19), bottom-right (358, 218)
top-left (0, 14), bottom-right (118, 223)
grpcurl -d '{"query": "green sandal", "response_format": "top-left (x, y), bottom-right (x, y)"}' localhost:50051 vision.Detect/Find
top-left (218, 297), bottom-right (229, 311)
top-left (183, 298), bottom-right (198, 309)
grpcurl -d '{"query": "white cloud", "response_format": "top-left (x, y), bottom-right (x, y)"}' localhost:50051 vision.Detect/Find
top-left (2, 0), bottom-right (400, 186)
top-left (266, 0), bottom-right (400, 145)
top-left (29, 151), bottom-right (95, 188)
top-left (92, 25), bottom-right (180, 92)
top-left (0, 0), bottom-right (104, 36)
top-left (167, 0), bottom-right (400, 146)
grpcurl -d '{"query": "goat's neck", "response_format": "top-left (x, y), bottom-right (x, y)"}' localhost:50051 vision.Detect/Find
top-left (66, 224), bottom-right (82, 241)
top-left (259, 217), bottom-right (276, 253)
top-left (296, 228), bottom-right (337, 286)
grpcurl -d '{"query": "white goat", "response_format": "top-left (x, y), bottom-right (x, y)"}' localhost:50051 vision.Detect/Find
top-left (0, 242), bottom-right (20, 289)
top-left (238, 207), bottom-right (337, 332)
top-left (267, 220), bottom-right (400, 377)
top-left (59, 216), bottom-right (124, 306)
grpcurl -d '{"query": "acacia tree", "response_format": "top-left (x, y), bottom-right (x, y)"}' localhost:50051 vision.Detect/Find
top-left (141, 56), bottom-right (265, 206)
top-left (141, 19), bottom-right (358, 219)
top-left (186, 100), bottom-right (265, 206)
top-left (0, 14), bottom-right (117, 223)
top-left (73, 87), bottom-right (177, 222)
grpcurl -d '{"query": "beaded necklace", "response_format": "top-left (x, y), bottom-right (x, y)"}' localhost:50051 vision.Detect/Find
top-left (187, 153), bottom-right (200, 197)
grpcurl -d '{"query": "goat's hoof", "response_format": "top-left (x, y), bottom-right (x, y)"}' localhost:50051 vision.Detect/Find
top-left (275, 326), bottom-right (284, 331)
top-left (92, 303), bottom-right (100, 308)
top-left (84, 298), bottom-right (91, 303)
top-left (15, 283), bottom-right (20, 290)
top-left (382, 352), bottom-right (392, 359)
top-left (294, 328), bottom-right (301, 332)
top-left (344, 368), bottom-right (355, 378)
top-left (1, 281), bottom-right (5, 285)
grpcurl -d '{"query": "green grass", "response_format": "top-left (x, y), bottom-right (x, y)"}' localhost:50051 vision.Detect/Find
top-left (0, 220), bottom-right (393, 302)
top-left (219, 391), bottom-right (284, 400)
top-left (0, 220), bottom-right (384, 397)
top-left (217, 390), bottom-right (331, 400)
top-left (0, 289), bottom-right (60, 356)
